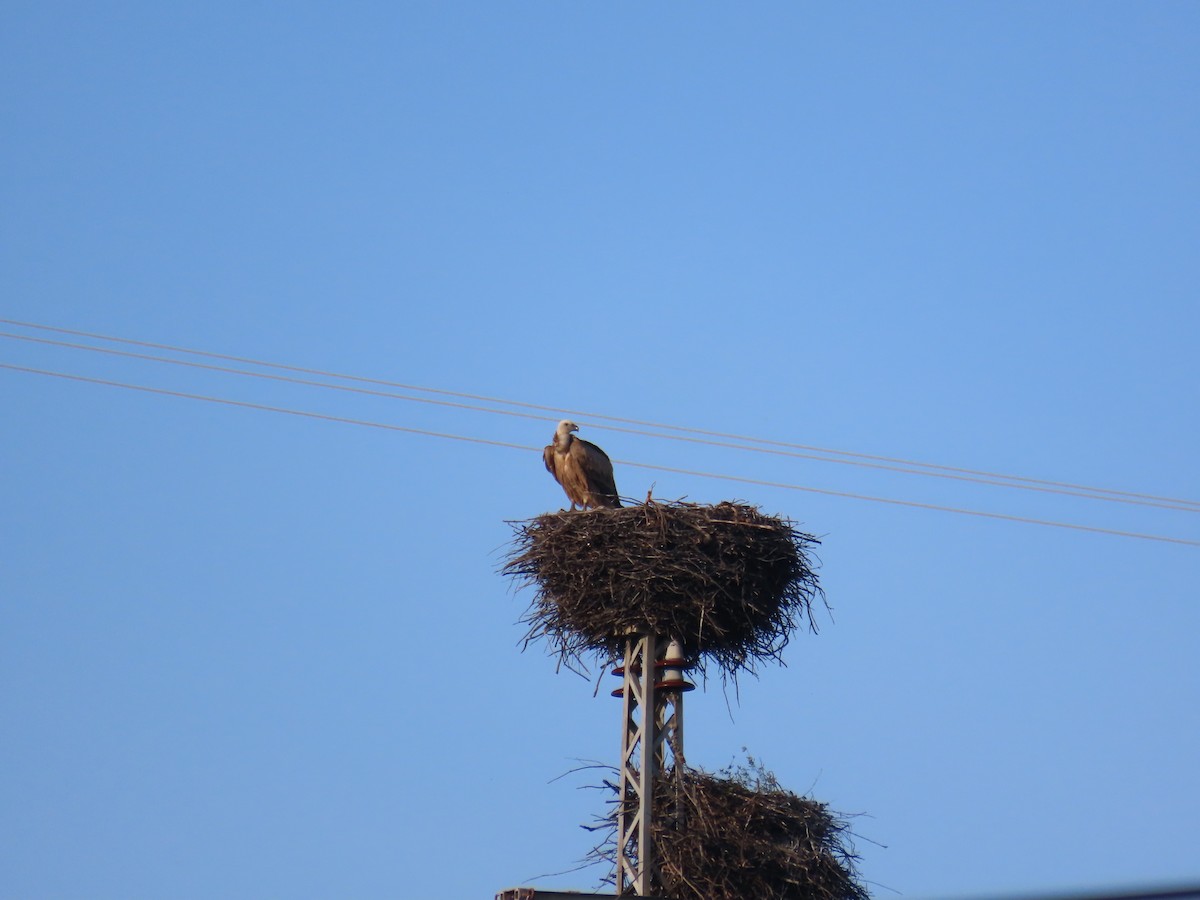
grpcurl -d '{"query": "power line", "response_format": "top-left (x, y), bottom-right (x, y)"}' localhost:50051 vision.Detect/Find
top-left (3, 316), bottom-right (1196, 511)
top-left (3, 361), bottom-right (1197, 549)
top-left (2, 323), bottom-right (1198, 515)
top-left (0, 328), bottom-right (555, 424)
top-left (0, 361), bottom-right (535, 452)
top-left (7, 328), bottom-right (1199, 514)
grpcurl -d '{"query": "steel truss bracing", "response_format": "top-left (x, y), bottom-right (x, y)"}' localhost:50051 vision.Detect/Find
top-left (614, 631), bottom-right (691, 897)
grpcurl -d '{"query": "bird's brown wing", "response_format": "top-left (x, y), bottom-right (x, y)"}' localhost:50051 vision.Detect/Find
top-left (574, 438), bottom-right (622, 508)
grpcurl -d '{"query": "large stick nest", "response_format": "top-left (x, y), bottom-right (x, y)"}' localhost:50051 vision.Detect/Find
top-left (592, 762), bottom-right (869, 900)
top-left (504, 500), bottom-right (824, 678)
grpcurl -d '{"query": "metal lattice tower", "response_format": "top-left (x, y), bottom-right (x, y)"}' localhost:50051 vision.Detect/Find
top-left (612, 631), bottom-right (694, 897)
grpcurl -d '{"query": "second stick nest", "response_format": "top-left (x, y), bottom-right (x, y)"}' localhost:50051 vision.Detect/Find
top-left (504, 500), bottom-right (824, 678)
top-left (591, 761), bottom-right (869, 900)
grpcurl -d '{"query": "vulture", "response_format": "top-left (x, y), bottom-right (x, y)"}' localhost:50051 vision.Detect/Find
top-left (543, 419), bottom-right (622, 510)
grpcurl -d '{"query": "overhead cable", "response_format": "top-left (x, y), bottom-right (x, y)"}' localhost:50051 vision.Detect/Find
top-left (1, 323), bottom-right (1196, 514)
top-left (3, 361), bottom-right (1197, 549)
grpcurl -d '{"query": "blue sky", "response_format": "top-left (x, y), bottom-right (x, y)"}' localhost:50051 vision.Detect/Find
top-left (2, 3), bottom-right (1198, 898)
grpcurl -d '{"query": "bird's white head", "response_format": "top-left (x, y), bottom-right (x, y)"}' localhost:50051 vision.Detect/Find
top-left (557, 419), bottom-right (579, 438)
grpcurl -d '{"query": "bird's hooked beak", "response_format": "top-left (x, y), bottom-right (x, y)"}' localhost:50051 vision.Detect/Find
top-left (568, 423), bottom-right (579, 433)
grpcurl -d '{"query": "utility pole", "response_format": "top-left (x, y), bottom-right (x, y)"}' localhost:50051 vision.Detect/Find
top-left (611, 633), bottom-right (693, 897)
top-left (500, 500), bottom-right (829, 899)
